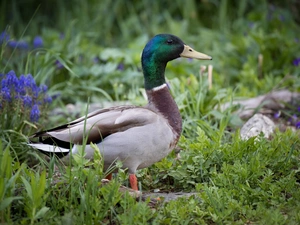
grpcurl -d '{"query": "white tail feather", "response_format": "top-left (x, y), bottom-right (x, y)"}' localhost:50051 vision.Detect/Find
top-left (28, 143), bottom-right (70, 153)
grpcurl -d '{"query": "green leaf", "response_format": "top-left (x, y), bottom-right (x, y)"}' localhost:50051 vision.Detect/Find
top-left (0, 196), bottom-right (23, 211)
top-left (34, 206), bottom-right (50, 220)
top-left (36, 170), bottom-right (46, 201)
top-left (21, 176), bottom-right (33, 202)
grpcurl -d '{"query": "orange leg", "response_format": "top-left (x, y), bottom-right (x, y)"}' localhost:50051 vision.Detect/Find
top-left (129, 173), bottom-right (138, 190)
top-left (105, 173), bottom-right (112, 180)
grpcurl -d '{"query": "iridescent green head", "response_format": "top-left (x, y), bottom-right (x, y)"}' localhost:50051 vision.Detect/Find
top-left (141, 34), bottom-right (212, 90)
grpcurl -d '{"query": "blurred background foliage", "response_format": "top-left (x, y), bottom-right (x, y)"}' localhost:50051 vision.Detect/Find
top-left (1, 0), bottom-right (300, 100)
top-left (1, 0), bottom-right (300, 134)
top-left (1, 0), bottom-right (300, 44)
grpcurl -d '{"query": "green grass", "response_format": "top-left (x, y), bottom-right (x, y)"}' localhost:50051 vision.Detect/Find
top-left (1, 0), bottom-right (300, 224)
top-left (1, 127), bottom-right (300, 224)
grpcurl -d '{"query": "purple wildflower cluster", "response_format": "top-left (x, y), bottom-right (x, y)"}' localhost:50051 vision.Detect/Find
top-left (0, 31), bottom-right (43, 49)
top-left (0, 70), bottom-right (52, 123)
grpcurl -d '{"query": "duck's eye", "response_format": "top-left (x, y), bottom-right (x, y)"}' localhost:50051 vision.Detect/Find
top-left (167, 39), bottom-right (173, 44)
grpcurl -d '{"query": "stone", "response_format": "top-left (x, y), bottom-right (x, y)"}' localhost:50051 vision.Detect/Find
top-left (240, 114), bottom-right (275, 140)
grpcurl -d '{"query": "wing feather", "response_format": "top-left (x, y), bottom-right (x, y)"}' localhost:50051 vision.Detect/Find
top-left (31, 106), bottom-right (158, 145)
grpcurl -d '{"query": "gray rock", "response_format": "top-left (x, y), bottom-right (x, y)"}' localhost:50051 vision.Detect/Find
top-left (142, 192), bottom-right (199, 202)
top-left (240, 114), bottom-right (275, 140)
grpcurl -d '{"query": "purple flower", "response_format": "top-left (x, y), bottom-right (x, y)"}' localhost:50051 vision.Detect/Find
top-left (295, 121), bottom-right (300, 129)
top-left (8, 40), bottom-right (29, 50)
top-left (7, 70), bottom-right (18, 83)
top-left (33, 36), bottom-right (43, 48)
top-left (274, 111), bottom-right (281, 119)
top-left (293, 58), bottom-right (300, 66)
top-left (16, 74), bottom-right (26, 95)
top-left (8, 40), bottom-right (18, 48)
top-left (51, 93), bottom-right (61, 100)
top-left (24, 74), bottom-right (36, 89)
top-left (1, 70), bottom-right (53, 124)
top-left (289, 114), bottom-right (298, 125)
top-left (117, 63), bottom-right (124, 71)
top-left (1, 70), bottom-right (18, 89)
top-left (1, 86), bottom-right (11, 101)
top-left (0, 31), bottom-right (10, 43)
top-left (40, 84), bottom-right (48, 93)
top-left (43, 95), bottom-right (52, 104)
top-left (93, 56), bottom-right (100, 64)
top-left (30, 104), bottom-right (40, 122)
top-left (22, 95), bottom-right (32, 107)
top-left (23, 74), bottom-right (39, 97)
top-left (55, 60), bottom-right (64, 69)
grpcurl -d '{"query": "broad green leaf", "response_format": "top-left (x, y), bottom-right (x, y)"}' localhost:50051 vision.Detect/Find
top-left (34, 206), bottom-right (50, 220)
top-left (0, 196), bottom-right (23, 211)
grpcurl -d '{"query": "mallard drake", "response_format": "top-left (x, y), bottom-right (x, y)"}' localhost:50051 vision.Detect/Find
top-left (29, 34), bottom-right (212, 190)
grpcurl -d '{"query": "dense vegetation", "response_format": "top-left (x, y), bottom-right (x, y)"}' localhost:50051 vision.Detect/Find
top-left (1, 0), bottom-right (300, 224)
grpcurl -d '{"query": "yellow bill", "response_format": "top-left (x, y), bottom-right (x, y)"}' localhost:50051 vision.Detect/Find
top-left (180, 44), bottom-right (212, 60)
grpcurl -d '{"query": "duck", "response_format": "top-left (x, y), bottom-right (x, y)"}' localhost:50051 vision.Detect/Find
top-left (29, 34), bottom-right (212, 190)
